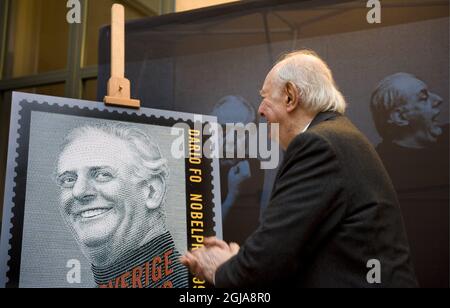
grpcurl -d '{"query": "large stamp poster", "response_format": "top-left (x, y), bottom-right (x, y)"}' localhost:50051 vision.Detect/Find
top-left (0, 92), bottom-right (222, 288)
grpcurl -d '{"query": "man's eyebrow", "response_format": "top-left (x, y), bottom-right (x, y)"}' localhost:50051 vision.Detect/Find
top-left (89, 166), bottom-right (114, 171)
top-left (419, 88), bottom-right (428, 95)
top-left (57, 170), bottom-right (76, 178)
top-left (88, 166), bottom-right (117, 175)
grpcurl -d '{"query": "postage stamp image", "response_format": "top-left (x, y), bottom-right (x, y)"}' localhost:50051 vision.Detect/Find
top-left (0, 92), bottom-right (221, 288)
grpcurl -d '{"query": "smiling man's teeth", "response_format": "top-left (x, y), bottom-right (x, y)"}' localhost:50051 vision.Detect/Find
top-left (80, 209), bottom-right (109, 219)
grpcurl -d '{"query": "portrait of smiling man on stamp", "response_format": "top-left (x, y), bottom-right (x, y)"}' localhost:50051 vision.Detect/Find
top-left (55, 123), bottom-right (188, 288)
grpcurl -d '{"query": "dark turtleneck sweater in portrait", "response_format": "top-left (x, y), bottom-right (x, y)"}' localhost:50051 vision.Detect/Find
top-left (92, 232), bottom-right (188, 288)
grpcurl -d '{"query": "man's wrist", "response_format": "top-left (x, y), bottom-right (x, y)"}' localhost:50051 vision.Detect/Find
top-left (213, 259), bottom-right (230, 288)
top-left (227, 189), bottom-right (239, 202)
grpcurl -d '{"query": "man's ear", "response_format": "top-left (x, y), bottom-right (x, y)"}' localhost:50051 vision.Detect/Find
top-left (144, 175), bottom-right (166, 210)
top-left (387, 108), bottom-right (409, 127)
top-left (285, 82), bottom-right (299, 113)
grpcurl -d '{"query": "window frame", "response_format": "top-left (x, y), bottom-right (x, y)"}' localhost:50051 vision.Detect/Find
top-left (0, 0), bottom-right (168, 98)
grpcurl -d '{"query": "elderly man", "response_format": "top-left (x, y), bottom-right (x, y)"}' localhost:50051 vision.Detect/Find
top-left (181, 50), bottom-right (418, 288)
top-left (56, 123), bottom-right (188, 288)
top-left (371, 73), bottom-right (449, 288)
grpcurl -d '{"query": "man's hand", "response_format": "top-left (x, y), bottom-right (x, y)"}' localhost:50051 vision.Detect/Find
top-left (180, 237), bottom-right (240, 285)
top-left (228, 160), bottom-right (252, 194)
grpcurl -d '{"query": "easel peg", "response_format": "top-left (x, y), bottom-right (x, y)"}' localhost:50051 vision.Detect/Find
top-left (103, 4), bottom-right (140, 109)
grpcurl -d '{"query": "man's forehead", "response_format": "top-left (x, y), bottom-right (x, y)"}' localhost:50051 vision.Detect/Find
top-left (262, 70), bottom-right (278, 92)
top-left (57, 133), bottom-right (133, 172)
top-left (394, 75), bottom-right (427, 93)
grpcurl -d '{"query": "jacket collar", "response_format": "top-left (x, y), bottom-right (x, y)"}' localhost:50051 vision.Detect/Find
top-left (309, 111), bottom-right (341, 129)
top-left (284, 111), bottom-right (342, 156)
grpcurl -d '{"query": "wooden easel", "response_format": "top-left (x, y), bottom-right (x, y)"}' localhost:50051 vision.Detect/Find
top-left (104, 4), bottom-right (140, 109)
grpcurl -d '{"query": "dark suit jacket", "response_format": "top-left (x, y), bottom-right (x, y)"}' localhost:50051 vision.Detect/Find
top-left (215, 112), bottom-right (418, 288)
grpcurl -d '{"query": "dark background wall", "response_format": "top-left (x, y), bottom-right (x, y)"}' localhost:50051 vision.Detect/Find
top-left (97, 0), bottom-right (449, 287)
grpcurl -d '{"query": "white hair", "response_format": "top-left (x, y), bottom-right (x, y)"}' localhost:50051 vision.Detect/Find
top-left (275, 50), bottom-right (347, 114)
top-left (370, 72), bottom-right (415, 139)
top-left (60, 123), bottom-right (169, 181)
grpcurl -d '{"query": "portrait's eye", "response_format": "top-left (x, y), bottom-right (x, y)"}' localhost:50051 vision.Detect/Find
top-left (94, 170), bottom-right (114, 182)
top-left (420, 90), bottom-right (429, 101)
top-left (57, 174), bottom-right (77, 188)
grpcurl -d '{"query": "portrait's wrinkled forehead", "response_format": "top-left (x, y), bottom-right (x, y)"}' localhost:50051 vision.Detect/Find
top-left (391, 74), bottom-right (427, 98)
top-left (57, 130), bottom-right (134, 175)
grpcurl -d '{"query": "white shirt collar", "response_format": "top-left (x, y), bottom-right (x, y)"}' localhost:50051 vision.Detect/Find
top-left (302, 122), bottom-right (312, 133)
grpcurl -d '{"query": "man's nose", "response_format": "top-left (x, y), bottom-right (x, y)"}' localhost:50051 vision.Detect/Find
top-left (258, 104), bottom-right (265, 118)
top-left (72, 177), bottom-right (96, 203)
top-left (431, 93), bottom-right (443, 108)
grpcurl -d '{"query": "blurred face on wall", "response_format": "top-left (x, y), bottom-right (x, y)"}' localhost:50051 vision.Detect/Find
top-left (393, 75), bottom-right (443, 146)
top-left (212, 96), bottom-right (256, 167)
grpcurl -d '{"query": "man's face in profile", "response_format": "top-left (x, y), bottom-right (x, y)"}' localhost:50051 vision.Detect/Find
top-left (395, 75), bottom-right (443, 145)
top-left (56, 131), bottom-right (149, 266)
